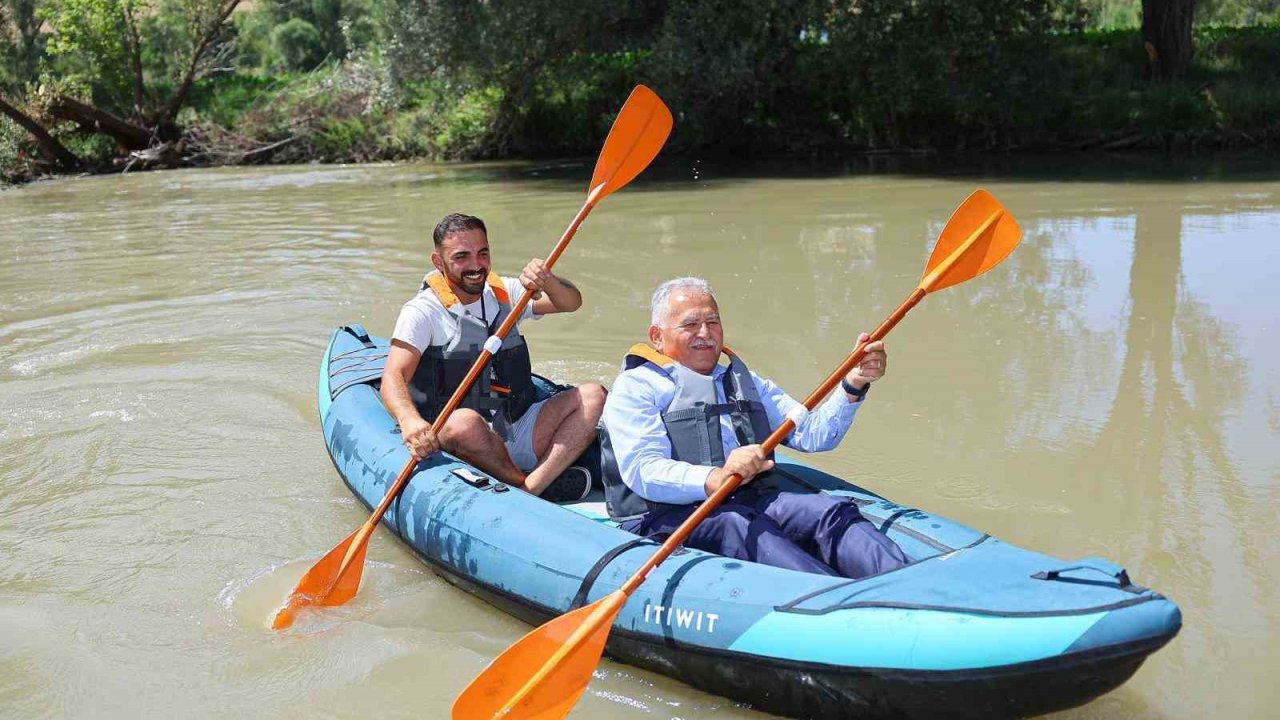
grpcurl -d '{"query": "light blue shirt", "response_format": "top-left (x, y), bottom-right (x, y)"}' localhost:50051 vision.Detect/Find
top-left (603, 360), bottom-right (863, 505)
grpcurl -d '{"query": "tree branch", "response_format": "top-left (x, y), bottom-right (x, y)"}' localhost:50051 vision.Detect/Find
top-left (0, 94), bottom-right (81, 170)
top-left (162, 0), bottom-right (242, 125)
top-left (47, 95), bottom-right (153, 150)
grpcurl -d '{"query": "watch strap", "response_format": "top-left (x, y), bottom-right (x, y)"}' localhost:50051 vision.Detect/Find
top-left (841, 378), bottom-right (869, 401)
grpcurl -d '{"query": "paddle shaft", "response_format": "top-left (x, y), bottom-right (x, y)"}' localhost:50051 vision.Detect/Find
top-left (619, 286), bottom-right (926, 595)
top-left (331, 185), bottom-right (608, 582)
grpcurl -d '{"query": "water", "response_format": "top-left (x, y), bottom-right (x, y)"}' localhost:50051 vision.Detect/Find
top-left (1, 159), bottom-right (1277, 719)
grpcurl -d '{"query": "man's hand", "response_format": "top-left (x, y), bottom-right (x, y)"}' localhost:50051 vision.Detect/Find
top-left (845, 332), bottom-right (887, 390)
top-left (400, 415), bottom-right (440, 460)
top-left (518, 258), bottom-right (555, 300)
top-left (704, 445), bottom-right (775, 496)
top-left (521, 257), bottom-right (582, 314)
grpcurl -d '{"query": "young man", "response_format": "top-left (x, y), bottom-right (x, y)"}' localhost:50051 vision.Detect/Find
top-left (599, 277), bottom-right (908, 578)
top-left (380, 213), bottom-right (605, 502)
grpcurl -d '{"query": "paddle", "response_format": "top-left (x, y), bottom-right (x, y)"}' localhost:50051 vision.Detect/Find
top-left (451, 188), bottom-right (1023, 719)
top-left (270, 85), bottom-right (673, 631)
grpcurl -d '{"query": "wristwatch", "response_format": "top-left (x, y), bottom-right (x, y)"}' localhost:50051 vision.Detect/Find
top-left (841, 378), bottom-right (869, 401)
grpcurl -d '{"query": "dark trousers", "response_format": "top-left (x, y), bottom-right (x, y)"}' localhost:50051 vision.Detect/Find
top-left (622, 487), bottom-right (909, 579)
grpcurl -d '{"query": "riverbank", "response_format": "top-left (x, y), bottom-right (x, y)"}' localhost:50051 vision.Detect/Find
top-left (3, 25), bottom-right (1279, 186)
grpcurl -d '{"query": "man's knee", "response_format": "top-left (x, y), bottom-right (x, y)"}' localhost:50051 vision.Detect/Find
top-left (439, 409), bottom-right (491, 451)
top-left (704, 507), bottom-right (758, 548)
top-left (579, 383), bottom-right (606, 420)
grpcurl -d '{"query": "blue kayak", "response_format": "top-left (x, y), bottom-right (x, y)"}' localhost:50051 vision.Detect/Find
top-left (319, 325), bottom-right (1181, 720)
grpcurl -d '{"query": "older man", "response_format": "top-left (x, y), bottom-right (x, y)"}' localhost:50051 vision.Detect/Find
top-left (381, 213), bottom-right (605, 503)
top-left (599, 277), bottom-right (908, 578)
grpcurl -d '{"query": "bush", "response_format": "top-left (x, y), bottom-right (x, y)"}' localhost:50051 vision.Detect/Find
top-left (272, 18), bottom-right (327, 71)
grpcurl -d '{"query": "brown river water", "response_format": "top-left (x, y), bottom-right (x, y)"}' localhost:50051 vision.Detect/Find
top-left (1, 159), bottom-right (1277, 719)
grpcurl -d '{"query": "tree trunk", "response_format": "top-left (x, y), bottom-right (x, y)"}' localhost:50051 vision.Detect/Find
top-left (162, 0), bottom-right (241, 126)
top-left (122, 3), bottom-right (146, 118)
top-left (47, 95), bottom-right (154, 151)
top-left (9, 0), bottom-right (42, 83)
top-left (1142, 0), bottom-right (1196, 79)
top-left (0, 94), bottom-right (81, 169)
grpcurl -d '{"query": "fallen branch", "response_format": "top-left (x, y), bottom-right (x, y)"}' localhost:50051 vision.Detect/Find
top-left (46, 95), bottom-right (153, 151)
top-left (0, 94), bottom-right (80, 169)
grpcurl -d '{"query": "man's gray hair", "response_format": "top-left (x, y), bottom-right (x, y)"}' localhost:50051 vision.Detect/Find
top-left (650, 277), bottom-right (716, 325)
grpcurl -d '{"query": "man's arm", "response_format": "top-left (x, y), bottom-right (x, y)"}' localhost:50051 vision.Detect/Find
top-left (756, 373), bottom-right (861, 453)
top-left (604, 371), bottom-right (715, 504)
top-left (519, 258), bottom-right (582, 315)
top-left (754, 334), bottom-right (888, 453)
top-left (381, 339), bottom-right (440, 459)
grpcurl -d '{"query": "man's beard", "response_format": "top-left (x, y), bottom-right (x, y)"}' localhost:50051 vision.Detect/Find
top-left (450, 268), bottom-right (487, 296)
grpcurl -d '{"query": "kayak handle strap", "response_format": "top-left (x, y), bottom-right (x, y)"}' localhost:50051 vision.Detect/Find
top-left (1032, 558), bottom-right (1143, 593)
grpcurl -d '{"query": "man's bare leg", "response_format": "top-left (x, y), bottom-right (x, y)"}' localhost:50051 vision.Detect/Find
top-left (522, 384), bottom-right (607, 495)
top-left (437, 409), bottom-right (527, 488)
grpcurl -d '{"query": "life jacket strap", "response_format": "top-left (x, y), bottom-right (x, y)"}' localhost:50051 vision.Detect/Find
top-left (623, 343), bottom-right (739, 370)
top-left (422, 270), bottom-right (510, 307)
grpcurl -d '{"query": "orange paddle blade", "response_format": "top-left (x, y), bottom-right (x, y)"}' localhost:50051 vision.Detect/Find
top-left (919, 189), bottom-right (1022, 293)
top-left (452, 591), bottom-right (626, 720)
top-left (271, 527), bottom-right (368, 629)
top-left (589, 85), bottom-right (673, 201)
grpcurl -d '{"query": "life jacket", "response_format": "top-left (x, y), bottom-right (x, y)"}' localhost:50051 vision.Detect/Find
top-left (408, 271), bottom-right (536, 437)
top-left (600, 344), bottom-right (773, 521)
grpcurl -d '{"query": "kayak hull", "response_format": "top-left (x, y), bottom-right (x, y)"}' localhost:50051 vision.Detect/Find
top-left (318, 325), bottom-right (1180, 719)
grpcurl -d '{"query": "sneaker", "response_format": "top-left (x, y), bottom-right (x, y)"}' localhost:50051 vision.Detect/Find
top-left (540, 466), bottom-right (593, 504)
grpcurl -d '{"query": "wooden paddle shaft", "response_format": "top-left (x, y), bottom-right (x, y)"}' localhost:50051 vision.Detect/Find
top-left (619, 287), bottom-right (928, 595)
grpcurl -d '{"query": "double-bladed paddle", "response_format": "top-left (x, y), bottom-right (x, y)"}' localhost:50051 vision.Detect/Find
top-left (271, 85), bottom-right (674, 630)
top-left (451, 188), bottom-right (1023, 719)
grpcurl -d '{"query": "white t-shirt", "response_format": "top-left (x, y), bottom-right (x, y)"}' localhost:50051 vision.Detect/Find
top-left (392, 276), bottom-right (539, 353)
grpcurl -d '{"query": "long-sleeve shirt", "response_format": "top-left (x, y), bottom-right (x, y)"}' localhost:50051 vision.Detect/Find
top-left (603, 361), bottom-right (863, 506)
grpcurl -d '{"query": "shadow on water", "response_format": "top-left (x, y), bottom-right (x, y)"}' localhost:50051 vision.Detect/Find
top-left (459, 152), bottom-right (1280, 192)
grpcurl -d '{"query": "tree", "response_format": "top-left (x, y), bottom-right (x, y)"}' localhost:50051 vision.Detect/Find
top-left (1, 0), bottom-right (42, 85)
top-left (0, 94), bottom-right (80, 168)
top-left (1142, 0), bottom-right (1196, 77)
top-left (19, 0), bottom-right (241, 162)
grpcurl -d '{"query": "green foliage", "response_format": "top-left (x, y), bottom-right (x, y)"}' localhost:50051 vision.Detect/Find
top-left (239, 0), bottom-right (379, 72)
top-left (39, 0), bottom-right (137, 107)
top-left (646, 0), bottom-right (826, 151)
top-left (272, 17), bottom-right (326, 70)
top-left (7, 0), bottom-right (1280, 183)
top-left (36, 0), bottom-right (242, 120)
top-left (62, 126), bottom-right (117, 162)
top-left (0, 114), bottom-right (23, 178)
top-left (1077, 0), bottom-right (1280, 28)
top-left (1, 0), bottom-right (44, 88)
top-left (185, 72), bottom-right (284, 126)
top-left (429, 84), bottom-right (502, 157)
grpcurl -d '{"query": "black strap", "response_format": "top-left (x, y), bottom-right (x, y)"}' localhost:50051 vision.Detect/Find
top-left (878, 506), bottom-right (915, 534)
top-left (570, 532), bottom-right (673, 610)
top-left (342, 324), bottom-right (375, 349)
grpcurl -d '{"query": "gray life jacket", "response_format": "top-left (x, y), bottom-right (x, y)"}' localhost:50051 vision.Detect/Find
top-left (600, 344), bottom-right (773, 521)
top-left (409, 271), bottom-right (536, 438)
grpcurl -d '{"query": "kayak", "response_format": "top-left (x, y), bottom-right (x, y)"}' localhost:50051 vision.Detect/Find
top-left (319, 324), bottom-right (1181, 720)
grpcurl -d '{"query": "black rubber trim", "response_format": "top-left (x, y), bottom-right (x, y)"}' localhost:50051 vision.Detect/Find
top-left (878, 506), bottom-right (915, 534)
top-left (341, 324), bottom-right (374, 348)
top-left (329, 354), bottom-right (388, 375)
top-left (570, 536), bottom-right (660, 610)
top-left (778, 594), bottom-right (1160, 618)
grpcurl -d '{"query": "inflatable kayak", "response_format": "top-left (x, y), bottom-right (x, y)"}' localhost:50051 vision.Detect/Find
top-left (319, 324), bottom-right (1181, 720)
